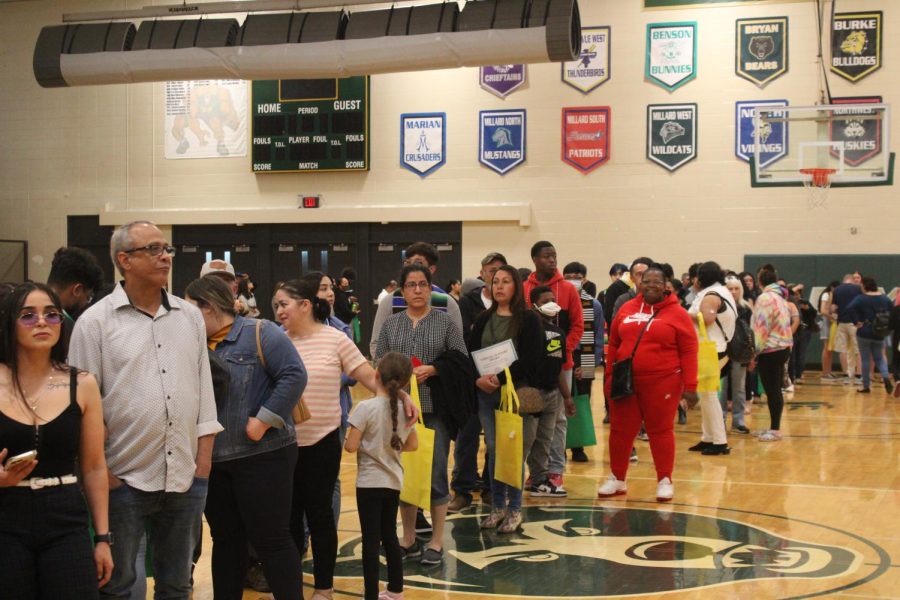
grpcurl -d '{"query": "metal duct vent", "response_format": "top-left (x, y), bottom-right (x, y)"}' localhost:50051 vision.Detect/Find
top-left (34, 0), bottom-right (581, 88)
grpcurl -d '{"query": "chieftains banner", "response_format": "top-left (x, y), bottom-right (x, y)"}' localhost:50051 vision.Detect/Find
top-left (646, 22), bottom-right (697, 91)
top-left (562, 27), bottom-right (611, 93)
top-left (400, 113), bottom-right (446, 177)
top-left (735, 100), bottom-right (788, 166)
top-left (562, 107), bottom-right (610, 173)
top-left (735, 17), bottom-right (788, 87)
top-left (479, 109), bottom-right (526, 175)
top-left (480, 65), bottom-right (526, 98)
top-left (829, 97), bottom-right (882, 167)
top-left (831, 12), bottom-right (882, 82)
top-left (647, 103), bottom-right (697, 171)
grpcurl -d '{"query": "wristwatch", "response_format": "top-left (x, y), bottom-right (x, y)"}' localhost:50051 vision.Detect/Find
top-left (94, 532), bottom-right (114, 546)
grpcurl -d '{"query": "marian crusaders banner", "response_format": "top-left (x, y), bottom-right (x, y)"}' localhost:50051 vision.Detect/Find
top-left (647, 103), bottom-right (697, 171)
top-left (479, 109), bottom-right (526, 175)
top-left (735, 100), bottom-right (788, 166)
top-left (400, 113), bottom-right (446, 177)
top-left (562, 26), bottom-right (611, 93)
top-left (735, 17), bottom-right (788, 87)
top-left (480, 65), bottom-right (526, 98)
top-left (831, 12), bottom-right (882, 82)
top-left (830, 96), bottom-right (882, 167)
top-left (562, 107), bottom-right (610, 174)
top-left (646, 22), bottom-right (697, 91)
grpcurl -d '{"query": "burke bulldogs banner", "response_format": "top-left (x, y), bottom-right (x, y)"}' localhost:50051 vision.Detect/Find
top-left (480, 65), bottom-right (526, 98)
top-left (831, 12), bottom-right (882, 82)
top-left (735, 100), bottom-right (788, 167)
top-left (646, 22), bottom-right (697, 91)
top-left (647, 103), bottom-right (697, 171)
top-left (562, 27), bottom-right (611, 93)
top-left (562, 107), bottom-right (610, 174)
top-left (479, 109), bottom-right (526, 175)
top-left (830, 97), bottom-right (882, 167)
top-left (735, 17), bottom-right (788, 87)
top-left (400, 113), bottom-right (446, 177)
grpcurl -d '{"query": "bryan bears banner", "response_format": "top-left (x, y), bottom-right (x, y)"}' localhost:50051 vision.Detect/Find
top-left (735, 17), bottom-right (788, 87)
top-left (829, 96), bottom-right (882, 167)
top-left (480, 65), bottom-right (526, 98)
top-left (647, 103), bottom-right (697, 171)
top-left (479, 109), bottom-right (526, 175)
top-left (562, 107), bottom-right (610, 174)
top-left (646, 22), bottom-right (697, 91)
top-left (831, 12), bottom-right (882, 82)
top-left (562, 27), bottom-right (611, 93)
top-left (735, 100), bottom-right (788, 167)
top-left (400, 113), bottom-right (446, 177)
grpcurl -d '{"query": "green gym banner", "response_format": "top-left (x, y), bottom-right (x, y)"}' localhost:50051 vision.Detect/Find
top-left (735, 17), bottom-right (788, 87)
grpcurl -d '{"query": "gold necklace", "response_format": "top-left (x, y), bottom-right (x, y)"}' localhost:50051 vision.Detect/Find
top-left (23, 375), bottom-right (54, 414)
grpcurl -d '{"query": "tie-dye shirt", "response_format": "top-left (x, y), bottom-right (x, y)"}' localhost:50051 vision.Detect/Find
top-left (751, 284), bottom-right (794, 354)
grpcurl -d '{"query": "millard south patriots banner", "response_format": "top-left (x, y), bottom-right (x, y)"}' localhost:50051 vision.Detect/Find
top-left (562, 107), bottom-right (610, 173)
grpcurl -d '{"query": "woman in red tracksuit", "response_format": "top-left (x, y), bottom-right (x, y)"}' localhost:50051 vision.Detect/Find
top-left (599, 265), bottom-right (698, 502)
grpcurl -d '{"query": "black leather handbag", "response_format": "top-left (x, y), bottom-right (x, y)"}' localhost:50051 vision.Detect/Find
top-left (610, 312), bottom-right (656, 401)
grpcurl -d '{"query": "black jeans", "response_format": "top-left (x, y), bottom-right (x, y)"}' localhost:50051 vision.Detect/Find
top-left (0, 485), bottom-right (98, 600)
top-left (758, 348), bottom-right (790, 430)
top-left (204, 444), bottom-right (301, 600)
top-left (356, 487), bottom-right (403, 600)
top-left (291, 428), bottom-right (342, 590)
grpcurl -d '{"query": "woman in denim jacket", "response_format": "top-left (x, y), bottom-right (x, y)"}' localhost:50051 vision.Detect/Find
top-left (185, 275), bottom-right (307, 600)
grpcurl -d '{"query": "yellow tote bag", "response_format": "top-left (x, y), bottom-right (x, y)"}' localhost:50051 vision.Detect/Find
top-left (827, 320), bottom-right (838, 352)
top-left (399, 376), bottom-right (435, 511)
top-left (494, 368), bottom-right (524, 490)
top-left (696, 313), bottom-right (721, 393)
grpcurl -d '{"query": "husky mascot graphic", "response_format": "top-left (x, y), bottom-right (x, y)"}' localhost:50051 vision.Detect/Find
top-left (748, 36), bottom-right (776, 60)
top-left (843, 119), bottom-right (866, 138)
top-left (660, 121), bottom-right (686, 144)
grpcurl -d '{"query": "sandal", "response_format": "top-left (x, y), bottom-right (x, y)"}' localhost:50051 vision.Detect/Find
top-left (758, 430), bottom-right (782, 442)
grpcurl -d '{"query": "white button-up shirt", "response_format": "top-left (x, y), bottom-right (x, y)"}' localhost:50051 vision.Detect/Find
top-left (68, 283), bottom-right (223, 493)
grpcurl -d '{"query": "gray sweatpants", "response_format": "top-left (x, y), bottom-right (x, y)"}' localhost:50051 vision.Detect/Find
top-left (524, 388), bottom-right (562, 486)
top-left (548, 368), bottom-right (573, 474)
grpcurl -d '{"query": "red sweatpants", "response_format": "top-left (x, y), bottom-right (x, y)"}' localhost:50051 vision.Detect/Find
top-left (608, 370), bottom-right (683, 482)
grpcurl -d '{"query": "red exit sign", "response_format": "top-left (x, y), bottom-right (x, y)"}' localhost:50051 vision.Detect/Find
top-left (300, 195), bottom-right (320, 208)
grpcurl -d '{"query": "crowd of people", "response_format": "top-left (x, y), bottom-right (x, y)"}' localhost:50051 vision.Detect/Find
top-left (0, 221), bottom-right (897, 600)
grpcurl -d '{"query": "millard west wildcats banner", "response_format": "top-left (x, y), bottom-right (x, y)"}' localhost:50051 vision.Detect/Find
top-left (735, 100), bottom-right (788, 167)
top-left (562, 26), bottom-right (611, 93)
top-left (646, 22), bottom-right (697, 91)
top-left (562, 107), bottom-right (610, 174)
top-left (829, 96), bottom-right (882, 167)
top-left (400, 113), bottom-right (446, 177)
top-left (480, 65), bottom-right (526, 98)
top-left (647, 103), bottom-right (697, 171)
top-left (735, 17), bottom-right (788, 87)
top-left (479, 109), bottom-right (526, 175)
top-left (831, 12), bottom-right (882, 82)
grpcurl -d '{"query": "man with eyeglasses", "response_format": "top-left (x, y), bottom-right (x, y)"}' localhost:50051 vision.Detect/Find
top-left (69, 220), bottom-right (222, 600)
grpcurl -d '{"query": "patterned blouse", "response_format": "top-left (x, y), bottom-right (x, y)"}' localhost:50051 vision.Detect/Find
top-left (751, 284), bottom-right (794, 354)
top-left (375, 309), bottom-right (468, 413)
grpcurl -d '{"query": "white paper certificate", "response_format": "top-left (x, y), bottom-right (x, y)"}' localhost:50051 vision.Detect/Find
top-left (471, 339), bottom-right (519, 376)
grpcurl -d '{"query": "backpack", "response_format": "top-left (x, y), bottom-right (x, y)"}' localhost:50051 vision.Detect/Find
top-left (710, 292), bottom-right (755, 364)
top-left (871, 309), bottom-right (891, 338)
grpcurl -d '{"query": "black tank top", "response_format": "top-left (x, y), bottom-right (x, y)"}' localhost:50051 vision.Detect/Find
top-left (0, 369), bottom-right (81, 478)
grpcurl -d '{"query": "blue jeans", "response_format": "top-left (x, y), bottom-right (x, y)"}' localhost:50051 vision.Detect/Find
top-left (720, 362), bottom-right (747, 429)
top-left (477, 389), bottom-right (523, 511)
top-left (101, 477), bottom-right (208, 600)
top-left (858, 335), bottom-right (889, 390)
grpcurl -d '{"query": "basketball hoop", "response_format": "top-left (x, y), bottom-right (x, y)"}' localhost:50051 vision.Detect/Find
top-left (799, 167), bottom-right (836, 209)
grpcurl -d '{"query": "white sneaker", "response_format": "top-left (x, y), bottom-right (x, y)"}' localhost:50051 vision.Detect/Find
top-left (597, 474), bottom-right (627, 497)
top-left (656, 477), bottom-right (674, 502)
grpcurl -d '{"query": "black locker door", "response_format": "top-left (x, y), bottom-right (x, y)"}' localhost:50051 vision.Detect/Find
top-left (172, 225), bottom-right (261, 299)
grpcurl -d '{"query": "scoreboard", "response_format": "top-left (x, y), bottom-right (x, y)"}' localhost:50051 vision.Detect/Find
top-left (251, 76), bottom-right (369, 173)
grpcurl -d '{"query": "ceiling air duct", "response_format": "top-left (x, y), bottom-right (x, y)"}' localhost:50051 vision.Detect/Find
top-left (33, 0), bottom-right (581, 88)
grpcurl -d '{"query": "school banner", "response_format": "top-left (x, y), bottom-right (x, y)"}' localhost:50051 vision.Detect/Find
top-left (735, 17), bottom-right (788, 87)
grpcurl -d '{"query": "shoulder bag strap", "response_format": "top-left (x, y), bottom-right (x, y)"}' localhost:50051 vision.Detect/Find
top-left (255, 320), bottom-right (268, 371)
top-left (628, 311), bottom-right (657, 360)
top-left (708, 291), bottom-right (733, 343)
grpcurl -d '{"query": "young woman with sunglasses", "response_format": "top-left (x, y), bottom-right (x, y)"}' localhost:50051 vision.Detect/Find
top-left (0, 282), bottom-right (113, 598)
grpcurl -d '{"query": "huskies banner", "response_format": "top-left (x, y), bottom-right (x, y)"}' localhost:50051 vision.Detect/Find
top-left (646, 22), bottom-right (697, 91)
top-left (647, 104), bottom-right (697, 171)
top-left (735, 17), bottom-right (788, 87)
top-left (400, 113), bottom-right (446, 177)
top-left (830, 97), bottom-right (882, 167)
top-left (831, 12), bottom-right (882, 82)
top-left (735, 100), bottom-right (788, 167)
top-left (480, 65), bottom-right (526, 98)
top-left (562, 27), bottom-right (611, 93)
top-left (479, 110), bottom-right (526, 175)
top-left (562, 107), bottom-right (610, 174)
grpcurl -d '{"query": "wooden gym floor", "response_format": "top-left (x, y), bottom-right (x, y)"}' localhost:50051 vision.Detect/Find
top-left (178, 371), bottom-right (899, 599)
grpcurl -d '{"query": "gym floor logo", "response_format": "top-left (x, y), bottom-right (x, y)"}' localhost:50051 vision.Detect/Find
top-left (328, 506), bottom-right (881, 597)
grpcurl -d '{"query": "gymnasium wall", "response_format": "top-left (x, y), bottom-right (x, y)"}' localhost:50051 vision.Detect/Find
top-left (0, 0), bottom-right (897, 283)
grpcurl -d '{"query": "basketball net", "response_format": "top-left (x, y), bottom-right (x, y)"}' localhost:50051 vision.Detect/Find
top-left (799, 168), bottom-right (835, 209)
